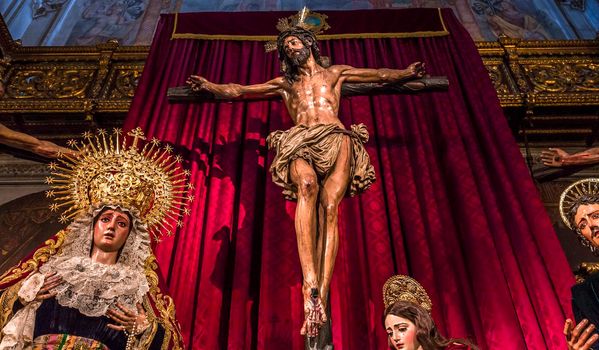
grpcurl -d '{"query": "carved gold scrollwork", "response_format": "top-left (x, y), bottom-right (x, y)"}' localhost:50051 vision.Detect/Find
top-left (0, 58), bottom-right (10, 84)
top-left (576, 262), bottom-right (599, 284)
top-left (0, 281), bottom-right (21, 330)
top-left (486, 65), bottom-right (510, 94)
top-left (144, 255), bottom-right (183, 349)
top-left (7, 67), bottom-right (95, 99)
top-left (524, 63), bottom-right (599, 93)
top-left (111, 69), bottom-right (141, 99)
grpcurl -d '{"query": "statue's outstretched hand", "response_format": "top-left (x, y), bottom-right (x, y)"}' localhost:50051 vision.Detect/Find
top-left (186, 75), bottom-right (208, 92)
top-left (407, 62), bottom-right (426, 79)
top-left (35, 140), bottom-right (78, 158)
top-left (540, 147), bottom-right (569, 167)
top-left (565, 319), bottom-right (599, 350)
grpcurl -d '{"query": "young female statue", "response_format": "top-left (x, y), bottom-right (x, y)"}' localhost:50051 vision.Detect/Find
top-left (382, 275), bottom-right (477, 350)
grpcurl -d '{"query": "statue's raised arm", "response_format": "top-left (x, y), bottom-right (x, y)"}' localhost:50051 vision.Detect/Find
top-left (186, 75), bottom-right (285, 99)
top-left (541, 147), bottom-right (599, 168)
top-left (337, 61), bottom-right (426, 83)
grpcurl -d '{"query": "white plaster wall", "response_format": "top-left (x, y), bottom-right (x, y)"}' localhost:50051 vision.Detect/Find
top-left (0, 154), bottom-right (49, 206)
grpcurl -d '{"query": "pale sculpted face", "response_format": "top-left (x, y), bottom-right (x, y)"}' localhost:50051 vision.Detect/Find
top-left (93, 208), bottom-right (131, 253)
top-left (385, 314), bottom-right (421, 350)
top-left (575, 203), bottom-right (599, 248)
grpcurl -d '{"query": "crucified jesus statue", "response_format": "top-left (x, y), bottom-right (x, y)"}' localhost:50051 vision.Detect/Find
top-left (187, 26), bottom-right (425, 338)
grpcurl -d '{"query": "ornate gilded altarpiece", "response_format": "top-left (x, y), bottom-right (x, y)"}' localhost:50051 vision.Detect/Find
top-left (0, 15), bottom-right (146, 143)
top-left (0, 14), bottom-right (598, 272)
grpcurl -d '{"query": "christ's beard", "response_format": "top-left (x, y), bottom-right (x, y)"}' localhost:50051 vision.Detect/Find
top-left (289, 47), bottom-right (310, 66)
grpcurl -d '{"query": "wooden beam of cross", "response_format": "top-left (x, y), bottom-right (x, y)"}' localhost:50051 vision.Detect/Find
top-left (166, 76), bottom-right (449, 102)
top-left (532, 164), bottom-right (595, 183)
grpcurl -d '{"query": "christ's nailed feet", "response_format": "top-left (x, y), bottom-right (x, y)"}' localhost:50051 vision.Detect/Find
top-left (301, 288), bottom-right (327, 337)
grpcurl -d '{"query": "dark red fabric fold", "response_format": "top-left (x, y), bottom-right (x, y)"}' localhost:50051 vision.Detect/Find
top-left (125, 9), bottom-right (574, 349)
top-left (173, 9), bottom-right (446, 38)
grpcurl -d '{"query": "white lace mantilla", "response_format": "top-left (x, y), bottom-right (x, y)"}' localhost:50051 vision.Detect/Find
top-left (0, 274), bottom-right (44, 349)
top-left (40, 256), bottom-right (149, 317)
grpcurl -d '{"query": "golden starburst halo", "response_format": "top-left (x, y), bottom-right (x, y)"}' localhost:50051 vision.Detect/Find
top-left (46, 127), bottom-right (194, 240)
top-left (275, 7), bottom-right (330, 34)
top-left (382, 275), bottom-right (433, 313)
top-left (264, 7), bottom-right (330, 52)
top-left (559, 178), bottom-right (599, 230)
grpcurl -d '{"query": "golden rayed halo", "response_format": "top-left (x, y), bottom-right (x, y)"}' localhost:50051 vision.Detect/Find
top-left (382, 275), bottom-right (433, 312)
top-left (264, 7), bottom-right (330, 52)
top-left (275, 7), bottom-right (330, 35)
top-left (559, 178), bottom-right (599, 230)
top-left (46, 127), bottom-right (194, 240)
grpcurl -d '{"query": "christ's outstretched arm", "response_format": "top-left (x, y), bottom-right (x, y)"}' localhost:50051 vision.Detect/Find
top-left (186, 75), bottom-right (285, 99)
top-left (336, 61), bottom-right (426, 83)
top-left (541, 147), bottom-right (599, 167)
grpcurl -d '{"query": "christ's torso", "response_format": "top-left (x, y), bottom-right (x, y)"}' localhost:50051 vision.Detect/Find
top-left (280, 66), bottom-right (345, 128)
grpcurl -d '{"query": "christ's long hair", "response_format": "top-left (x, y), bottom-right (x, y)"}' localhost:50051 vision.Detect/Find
top-left (384, 301), bottom-right (478, 350)
top-left (276, 27), bottom-right (324, 83)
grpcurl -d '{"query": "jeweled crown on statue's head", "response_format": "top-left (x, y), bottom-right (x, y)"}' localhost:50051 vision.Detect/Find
top-left (88, 170), bottom-right (153, 215)
top-left (45, 127), bottom-right (194, 240)
top-left (382, 275), bottom-right (433, 313)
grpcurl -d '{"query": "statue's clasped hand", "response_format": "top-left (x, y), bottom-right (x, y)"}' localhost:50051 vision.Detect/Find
top-left (22, 271), bottom-right (62, 305)
top-left (564, 318), bottom-right (599, 350)
top-left (106, 302), bottom-right (149, 335)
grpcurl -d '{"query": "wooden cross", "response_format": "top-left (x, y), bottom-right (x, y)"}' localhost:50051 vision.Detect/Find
top-left (167, 76), bottom-right (449, 102)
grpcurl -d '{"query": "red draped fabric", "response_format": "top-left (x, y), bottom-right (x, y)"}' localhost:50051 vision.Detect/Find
top-left (125, 9), bottom-right (574, 350)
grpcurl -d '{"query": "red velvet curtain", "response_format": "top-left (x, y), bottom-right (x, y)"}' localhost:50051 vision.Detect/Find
top-left (125, 9), bottom-right (574, 350)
